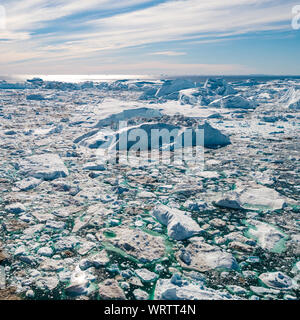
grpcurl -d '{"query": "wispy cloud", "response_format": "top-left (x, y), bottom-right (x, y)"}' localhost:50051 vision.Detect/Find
top-left (0, 0), bottom-right (298, 74)
top-left (149, 51), bottom-right (186, 56)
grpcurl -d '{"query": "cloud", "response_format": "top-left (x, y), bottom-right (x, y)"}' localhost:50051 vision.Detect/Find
top-left (0, 0), bottom-right (298, 73)
top-left (149, 51), bottom-right (186, 56)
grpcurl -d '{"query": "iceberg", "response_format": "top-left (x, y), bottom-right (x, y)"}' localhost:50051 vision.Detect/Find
top-left (152, 204), bottom-right (202, 240)
top-left (155, 79), bottom-right (196, 98)
top-left (199, 122), bottom-right (231, 148)
top-left (94, 107), bottom-right (163, 128)
top-left (216, 184), bottom-right (287, 211)
top-left (176, 238), bottom-right (239, 272)
top-left (179, 88), bottom-right (211, 106)
top-left (279, 87), bottom-right (300, 110)
top-left (210, 95), bottom-right (255, 109)
top-left (258, 272), bottom-right (295, 290)
top-left (204, 78), bottom-right (236, 95)
top-left (246, 219), bottom-right (288, 253)
top-left (155, 274), bottom-right (238, 300)
top-left (19, 154), bottom-right (69, 181)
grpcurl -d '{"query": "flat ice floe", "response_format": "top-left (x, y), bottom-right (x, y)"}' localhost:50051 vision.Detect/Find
top-left (155, 274), bottom-right (238, 300)
top-left (18, 154), bottom-right (69, 181)
top-left (216, 183), bottom-right (289, 211)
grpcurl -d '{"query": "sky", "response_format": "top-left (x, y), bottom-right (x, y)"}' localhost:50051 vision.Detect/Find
top-left (0, 0), bottom-right (300, 75)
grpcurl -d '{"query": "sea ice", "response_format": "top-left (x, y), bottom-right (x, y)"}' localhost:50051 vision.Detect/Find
top-left (152, 204), bottom-right (202, 240)
top-left (19, 154), bottom-right (69, 181)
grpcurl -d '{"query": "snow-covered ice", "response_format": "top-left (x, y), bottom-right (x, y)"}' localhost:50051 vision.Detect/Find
top-left (0, 76), bottom-right (299, 301)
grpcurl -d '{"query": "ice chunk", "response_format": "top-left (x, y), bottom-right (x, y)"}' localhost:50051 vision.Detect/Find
top-left (155, 274), bottom-right (238, 300)
top-left (179, 88), bottom-right (211, 106)
top-left (96, 227), bottom-right (166, 263)
top-left (210, 95), bottom-right (255, 109)
top-left (246, 219), bottom-right (288, 253)
top-left (0, 81), bottom-right (31, 89)
top-left (15, 177), bottom-right (42, 191)
top-left (82, 162), bottom-right (106, 171)
top-left (215, 191), bottom-right (243, 209)
top-left (156, 79), bottom-right (196, 98)
top-left (133, 289), bottom-right (149, 300)
top-left (5, 203), bottom-right (26, 214)
top-left (152, 204), bottom-right (202, 240)
top-left (216, 184), bottom-right (287, 211)
top-left (65, 270), bottom-right (91, 296)
top-left (135, 269), bottom-right (158, 282)
top-left (239, 185), bottom-right (286, 211)
top-left (204, 78), bottom-right (236, 95)
top-left (94, 107), bottom-right (163, 128)
top-left (259, 272), bottom-right (295, 290)
top-left (279, 87), bottom-right (300, 110)
top-left (37, 247), bottom-right (53, 257)
top-left (27, 78), bottom-right (44, 86)
top-left (199, 122), bottom-right (231, 148)
top-left (98, 279), bottom-right (126, 300)
top-left (19, 154), bottom-right (69, 181)
top-left (176, 238), bottom-right (239, 272)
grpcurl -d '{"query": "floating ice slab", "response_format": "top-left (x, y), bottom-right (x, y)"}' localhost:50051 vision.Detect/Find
top-left (152, 204), bottom-right (202, 240)
top-left (97, 227), bottom-right (166, 263)
top-left (155, 79), bottom-right (195, 98)
top-left (19, 154), bottom-right (69, 181)
top-left (155, 274), bottom-right (238, 300)
top-left (239, 185), bottom-right (286, 211)
top-left (177, 238), bottom-right (239, 272)
top-left (216, 184), bottom-right (287, 211)
top-left (210, 95), bottom-right (255, 109)
top-left (246, 219), bottom-right (288, 253)
top-left (259, 272), bottom-right (295, 290)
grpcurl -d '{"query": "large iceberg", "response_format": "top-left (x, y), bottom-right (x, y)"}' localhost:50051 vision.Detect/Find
top-left (77, 121), bottom-right (230, 151)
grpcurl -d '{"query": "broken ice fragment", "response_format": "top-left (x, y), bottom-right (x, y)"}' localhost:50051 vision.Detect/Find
top-left (19, 154), bottom-right (69, 181)
top-left (245, 219), bottom-right (288, 253)
top-left (176, 238), bottom-right (239, 272)
top-left (152, 204), bottom-right (202, 240)
top-left (259, 272), bottom-right (295, 290)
